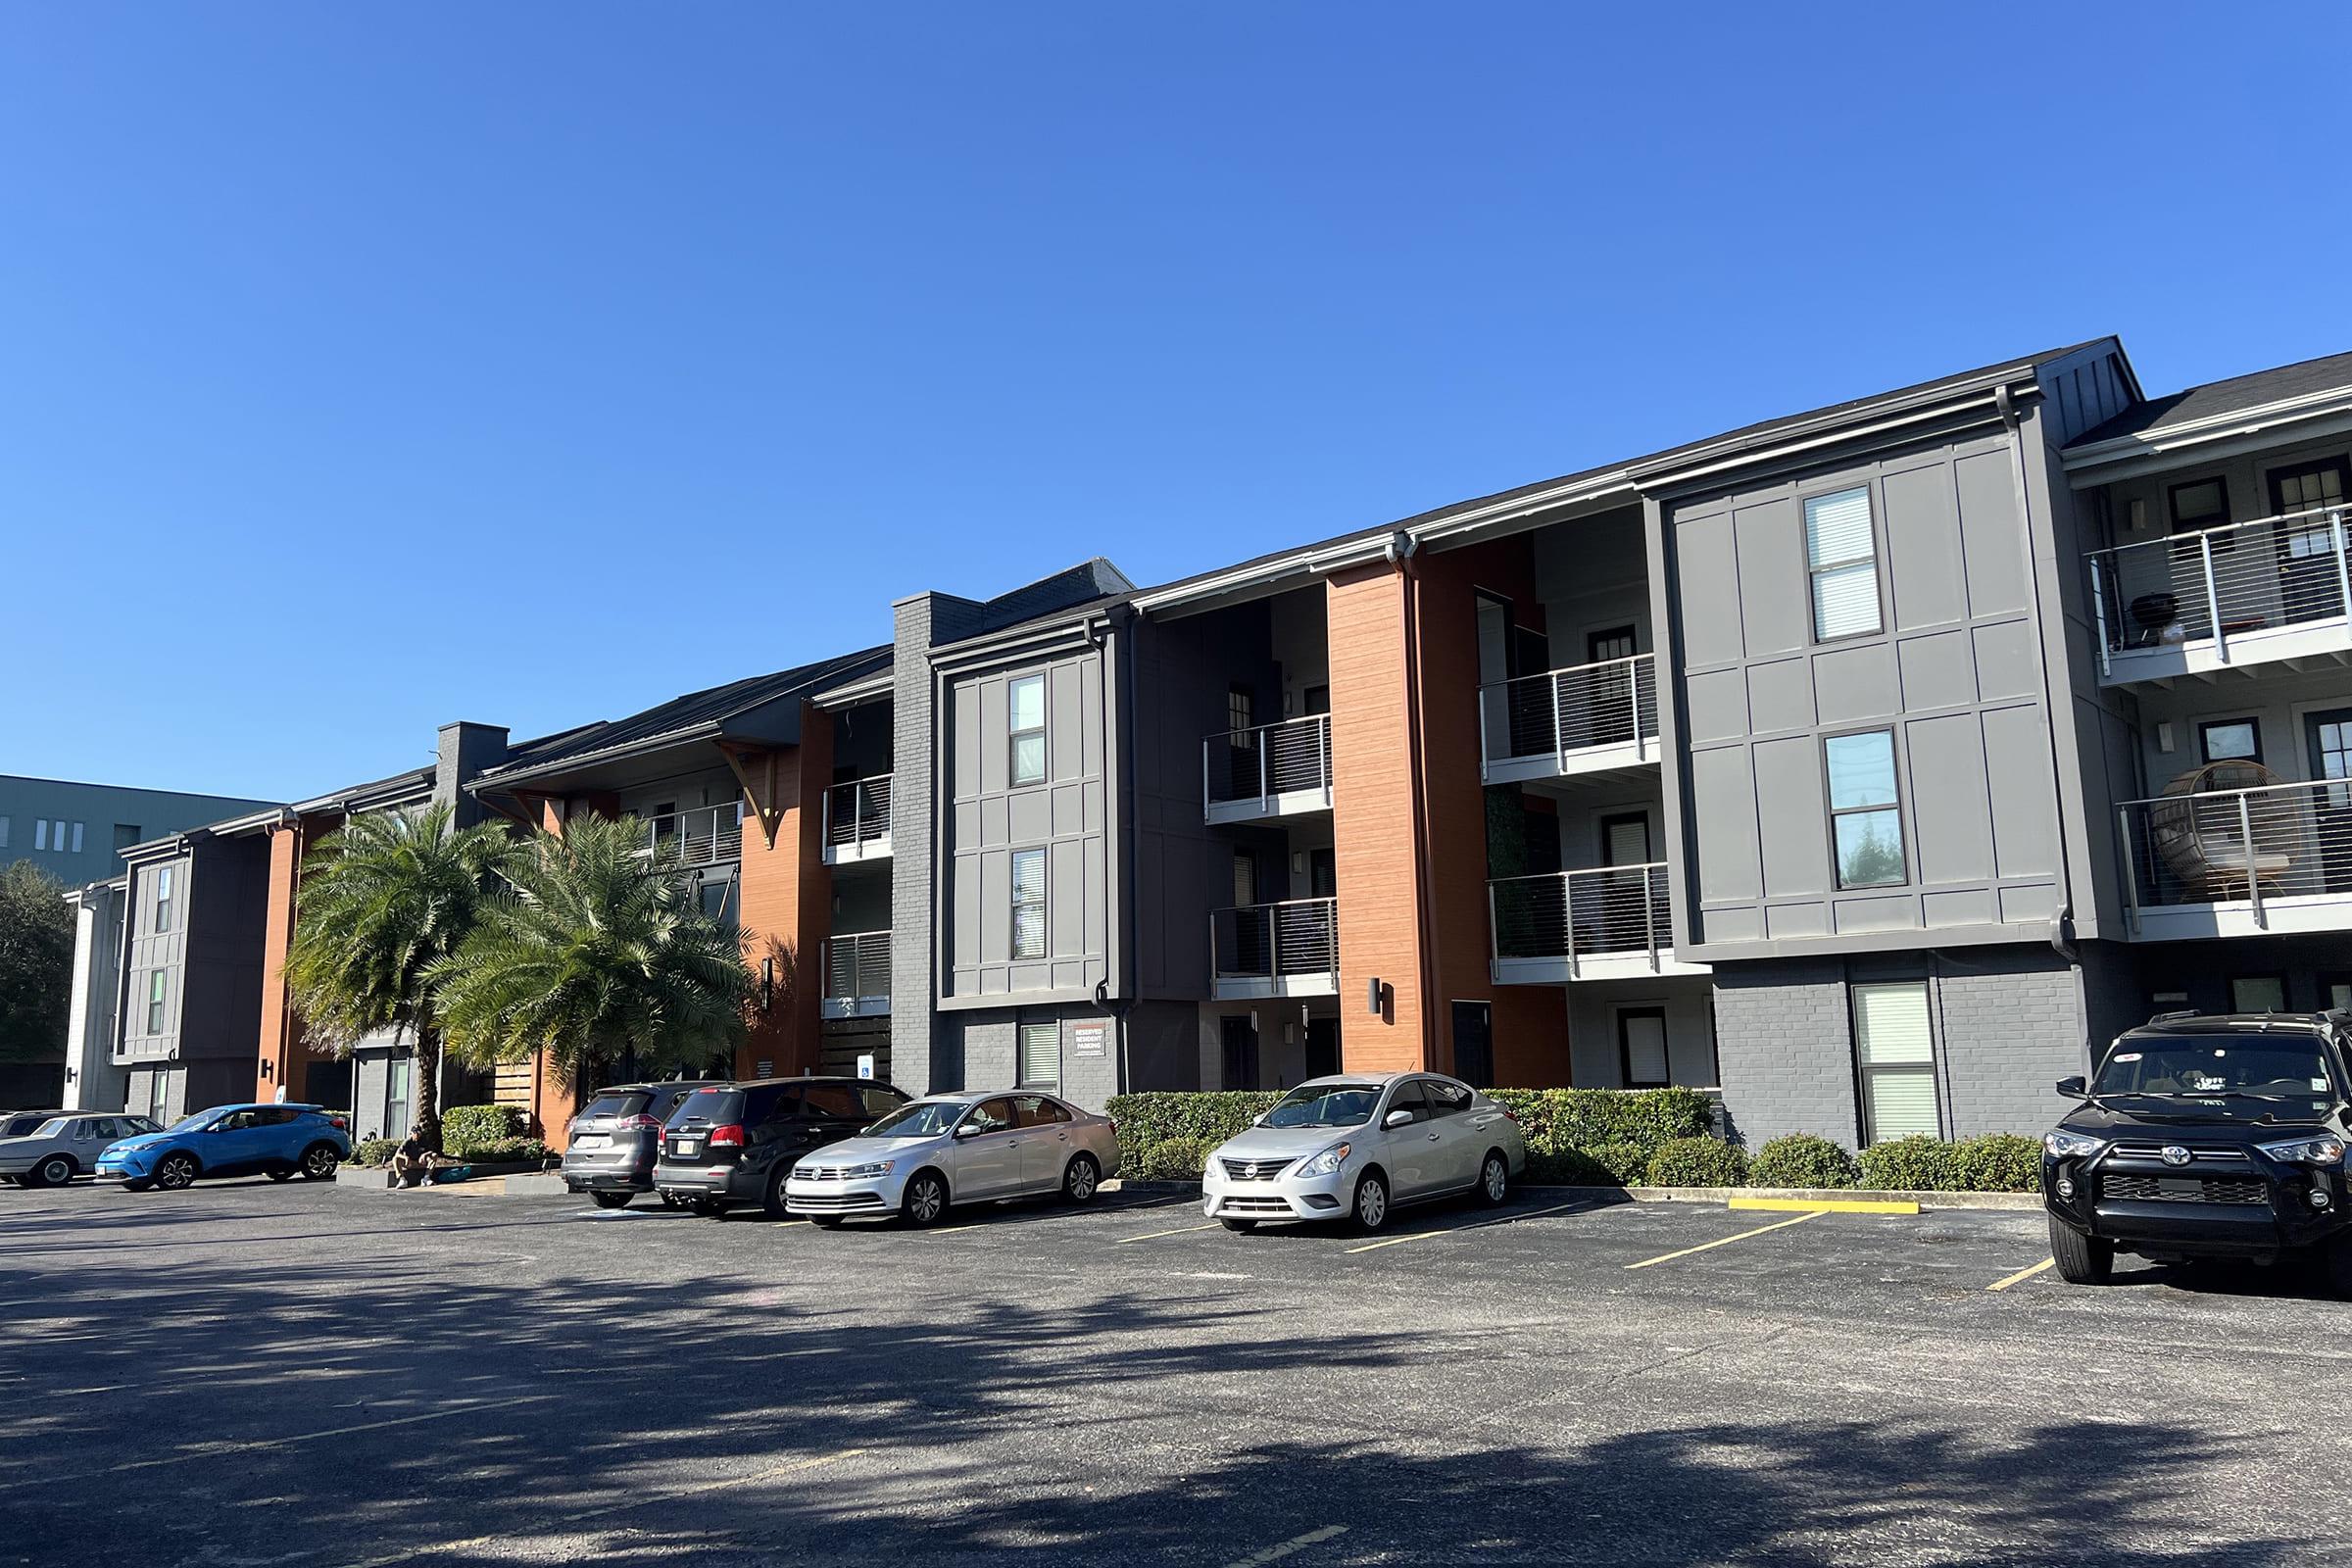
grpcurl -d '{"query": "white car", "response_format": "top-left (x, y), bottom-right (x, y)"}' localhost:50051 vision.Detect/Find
top-left (785, 1090), bottom-right (1121, 1228)
top-left (1201, 1072), bottom-right (1525, 1232)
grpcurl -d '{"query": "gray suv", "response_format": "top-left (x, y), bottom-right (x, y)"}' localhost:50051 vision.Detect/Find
top-left (561, 1081), bottom-right (725, 1208)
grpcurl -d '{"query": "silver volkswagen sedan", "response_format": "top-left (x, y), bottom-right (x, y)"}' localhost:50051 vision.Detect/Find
top-left (1201, 1072), bottom-right (1524, 1232)
top-left (0, 1112), bottom-right (164, 1189)
top-left (786, 1090), bottom-right (1120, 1228)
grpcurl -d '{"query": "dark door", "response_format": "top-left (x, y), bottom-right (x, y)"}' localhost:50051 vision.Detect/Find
top-left (2305, 707), bottom-right (2352, 892)
top-left (1304, 1017), bottom-right (1341, 1079)
top-left (1451, 1003), bottom-right (1494, 1088)
top-left (1231, 849), bottom-right (1268, 973)
top-left (2270, 459), bottom-right (2351, 627)
top-left (1587, 625), bottom-right (1637, 663)
top-left (1220, 1015), bottom-right (1259, 1091)
top-left (1303, 684), bottom-right (1331, 716)
top-left (1309, 847), bottom-right (1337, 899)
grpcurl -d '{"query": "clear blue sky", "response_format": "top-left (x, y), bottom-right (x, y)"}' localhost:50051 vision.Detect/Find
top-left (6, 4), bottom-right (2348, 801)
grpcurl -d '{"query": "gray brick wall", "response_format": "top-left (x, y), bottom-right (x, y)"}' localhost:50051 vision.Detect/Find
top-left (1711, 958), bottom-right (1858, 1148)
top-left (1934, 948), bottom-right (2089, 1138)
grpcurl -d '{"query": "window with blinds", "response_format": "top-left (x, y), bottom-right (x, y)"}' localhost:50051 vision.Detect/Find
top-left (1018, 1021), bottom-right (1059, 1089)
top-left (1804, 486), bottom-right (1881, 640)
top-left (1853, 981), bottom-right (1938, 1143)
top-left (1010, 848), bottom-right (1047, 958)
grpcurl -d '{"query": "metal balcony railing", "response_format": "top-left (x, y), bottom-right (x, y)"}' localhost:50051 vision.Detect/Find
top-left (824, 774), bottom-right (893, 850)
top-left (1479, 655), bottom-right (1658, 770)
top-left (2119, 776), bottom-right (2352, 919)
top-left (1210, 897), bottom-right (1338, 985)
top-left (822, 930), bottom-right (892, 1009)
top-left (2086, 506), bottom-right (2352, 668)
top-left (636, 804), bottom-right (742, 869)
top-left (1202, 713), bottom-right (1332, 815)
top-left (1489, 862), bottom-right (1672, 965)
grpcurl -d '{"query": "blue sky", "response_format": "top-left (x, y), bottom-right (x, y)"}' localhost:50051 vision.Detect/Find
top-left (5, 4), bottom-right (2348, 801)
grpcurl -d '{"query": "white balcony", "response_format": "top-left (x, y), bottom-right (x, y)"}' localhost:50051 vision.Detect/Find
top-left (636, 804), bottom-right (742, 870)
top-left (2087, 506), bottom-right (2352, 685)
top-left (1202, 714), bottom-right (1332, 825)
top-left (1479, 655), bottom-right (1659, 786)
top-left (820, 930), bottom-right (891, 1018)
top-left (2119, 772), bottom-right (2352, 941)
top-left (1488, 862), bottom-right (1707, 984)
top-left (822, 775), bottom-right (892, 865)
top-left (1210, 897), bottom-right (1338, 1000)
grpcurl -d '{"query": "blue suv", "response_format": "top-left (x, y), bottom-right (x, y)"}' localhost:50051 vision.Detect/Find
top-left (98, 1103), bottom-right (352, 1192)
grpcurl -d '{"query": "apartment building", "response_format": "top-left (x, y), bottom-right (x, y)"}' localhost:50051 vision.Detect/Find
top-left (0, 775), bottom-right (271, 889)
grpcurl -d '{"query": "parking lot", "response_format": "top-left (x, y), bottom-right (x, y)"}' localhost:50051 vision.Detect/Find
top-left (1, 1178), bottom-right (2341, 1565)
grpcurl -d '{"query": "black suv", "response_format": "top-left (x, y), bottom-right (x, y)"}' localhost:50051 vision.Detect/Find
top-left (2042, 1010), bottom-right (2352, 1291)
top-left (654, 1077), bottom-right (910, 1218)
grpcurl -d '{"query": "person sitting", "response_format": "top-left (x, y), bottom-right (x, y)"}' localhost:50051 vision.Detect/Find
top-left (392, 1126), bottom-right (441, 1188)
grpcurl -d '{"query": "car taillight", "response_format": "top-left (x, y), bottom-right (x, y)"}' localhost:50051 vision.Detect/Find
top-left (328, 1115), bottom-right (349, 1131)
top-left (621, 1114), bottom-right (664, 1133)
top-left (709, 1123), bottom-right (745, 1149)
top-left (1501, 1108), bottom-right (1520, 1123)
top-left (1107, 1118), bottom-right (1119, 1138)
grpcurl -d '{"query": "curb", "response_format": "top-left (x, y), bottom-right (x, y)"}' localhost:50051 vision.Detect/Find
top-left (1103, 1178), bottom-right (2039, 1211)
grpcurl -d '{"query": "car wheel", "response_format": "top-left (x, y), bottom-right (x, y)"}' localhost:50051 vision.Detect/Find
top-left (1219, 1217), bottom-right (1257, 1233)
top-left (809, 1215), bottom-right (844, 1230)
top-left (1061, 1153), bottom-right (1101, 1204)
top-left (2048, 1213), bottom-right (2113, 1285)
top-left (1477, 1150), bottom-right (1510, 1207)
top-left (1351, 1171), bottom-right (1390, 1233)
top-left (299, 1144), bottom-right (341, 1181)
top-left (901, 1170), bottom-right (950, 1228)
top-left (154, 1153), bottom-right (199, 1192)
top-left (32, 1155), bottom-right (74, 1189)
top-left (761, 1167), bottom-right (793, 1220)
top-left (590, 1192), bottom-right (633, 1210)
top-left (267, 1166), bottom-right (296, 1183)
top-left (688, 1197), bottom-right (725, 1218)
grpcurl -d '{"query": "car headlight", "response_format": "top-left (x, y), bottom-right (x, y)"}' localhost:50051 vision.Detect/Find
top-left (2043, 1130), bottom-right (2105, 1159)
top-left (2258, 1136), bottom-right (2347, 1165)
top-left (1296, 1142), bottom-right (1352, 1178)
top-left (845, 1161), bottom-right (894, 1180)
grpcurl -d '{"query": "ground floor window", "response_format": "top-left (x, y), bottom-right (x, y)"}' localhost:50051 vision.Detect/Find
top-left (1017, 1021), bottom-right (1059, 1090)
top-left (1852, 981), bottom-right (1938, 1143)
top-left (385, 1058), bottom-right (412, 1139)
top-left (2230, 975), bottom-right (2287, 1013)
top-left (1617, 1006), bottom-right (1670, 1088)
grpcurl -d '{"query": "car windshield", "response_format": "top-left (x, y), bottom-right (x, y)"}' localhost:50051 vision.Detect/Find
top-left (2093, 1036), bottom-right (2340, 1116)
top-left (1262, 1083), bottom-right (1384, 1129)
top-left (582, 1092), bottom-right (652, 1119)
top-left (169, 1107), bottom-right (228, 1133)
top-left (864, 1101), bottom-right (962, 1139)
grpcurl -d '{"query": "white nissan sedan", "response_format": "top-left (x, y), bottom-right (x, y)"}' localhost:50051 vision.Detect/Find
top-left (785, 1090), bottom-right (1120, 1228)
top-left (1201, 1073), bottom-right (1524, 1233)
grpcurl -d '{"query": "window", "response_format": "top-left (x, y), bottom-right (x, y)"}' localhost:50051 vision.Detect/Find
top-left (802, 1083), bottom-right (862, 1119)
top-left (114, 824), bottom-right (140, 853)
top-left (1853, 982), bottom-right (1938, 1143)
top-left (1804, 486), bottom-right (1881, 640)
top-left (1018, 1022), bottom-right (1059, 1089)
top-left (147, 1073), bottom-right (170, 1123)
top-left (1425, 1079), bottom-right (1474, 1118)
top-left (145, 971), bottom-right (167, 1034)
top-left (0, 816), bottom-right (9, 848)
top-left (1009, 673), bottom-right (1048, 785)
top-left (1824, 730), bottom-right (1905, 888)
top-left (1219, 1016), bottom-right (1258, 1091)
top-left (1227, 684), bottom-right (1254, 737)
top-left (34, 819), bottom-right (46, 852)
top-left (384, 1059), bottom-right (412, 1138)
top-left (2169, 476), bottom-right (2230, 538)
top-left (1010, 848), bottom-right (1047, 958)
top-left (155, 866), bottom-right (174, 933)
top-left (70, 821), bottom-right (83, 854)
top-left (2231, 975), bottom-right (2288, 1013)
top-left (1618, 1006), bottom-right (1671, 1089)
top-left (2197, 718), bottom-right (2262, 765)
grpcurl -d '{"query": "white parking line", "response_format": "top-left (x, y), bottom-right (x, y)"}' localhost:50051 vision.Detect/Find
top-left (1223, 1524), bottom-right (1348, 1567)
top-left (1117, 1222), bottom-right (1223, 1244)
top-left (1623, 1209), bottom-right (1825, 1270)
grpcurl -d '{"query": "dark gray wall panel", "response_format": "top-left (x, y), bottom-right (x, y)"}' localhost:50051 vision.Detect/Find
top-left (1733, 498), bottom-right (1807, 657)
top-left (1683, 669), bottom-right (1748, 744)
top-left (1751, 736), bottom-right (1830, 899)
top-left (1982, 704), bottom-right (2057, 879)
top-left (1745, 660), bottom-right (1814, 734)
top-left (1883, 459), bottom-right (1967, 630)
top-left (1955, 448), bottom-right (2028, 615)
top-left (1896, 630), bottom-right (1975, 711)
top-left (1812, 645), bottom-right (1899, 726)
top-left (1688, 747), bottom-right (1761, 906)
top-left (1903, 712), bottom-right (1994, 883)
top-left (1675, 511), bottom-right (1742, 666)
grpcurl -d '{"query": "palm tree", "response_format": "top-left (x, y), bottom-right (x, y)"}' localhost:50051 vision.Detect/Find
top-left (286, 802), bottom-right (515, 1152)
top-left (430, 812), bottom-right (752, 1091)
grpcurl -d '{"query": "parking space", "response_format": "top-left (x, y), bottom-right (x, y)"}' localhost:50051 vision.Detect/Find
top-left (3, 1178), bottom-right (2342, 1563)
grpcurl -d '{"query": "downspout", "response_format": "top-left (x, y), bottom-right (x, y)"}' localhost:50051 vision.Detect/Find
top-left (1387, 529), bottom-right (1442, 1066)
top-left (1994, 382), bottom-right (2080, 962)
top-left (1090, 608), bottom-right (1136, 1094)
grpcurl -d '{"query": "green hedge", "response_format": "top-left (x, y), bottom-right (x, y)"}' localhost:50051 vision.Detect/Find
top-left (1952, 1133), bottom-right (2039, 1193)
top-left (1106, 1092), bottom-right (1278, 1178)
top-left (1646, 1136), bottom-right (1749, 1189)
top-left (1855, 1132), bottom-right (2038, 1193)
top-left (1855, 1133), bottom-right (1958, 1192)
top-left (351, 1137), bottom-right (398, 1168)
top-left (1749, 1134), bottom-right (1860, 1189)
top-left (459, 1136), bottom-right (551, 1167)
top-left (442, 1104), bottom-right (528, 1159)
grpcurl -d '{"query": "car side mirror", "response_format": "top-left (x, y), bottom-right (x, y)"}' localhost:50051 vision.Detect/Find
top-left (952, 1123), bottom-right (979, 1139)
top-left (2056, 1076), bottom-right (2087, 1098)
top-left (1383, 1109), bottom-right (1414, 1129)
top-left (1251, 1114), bottom-right (1267, 1127)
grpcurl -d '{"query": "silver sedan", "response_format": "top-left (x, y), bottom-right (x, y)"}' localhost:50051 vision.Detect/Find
top-left (786, 1090), bottom-right (1121, 1228)
top-left (0, 1113), bottom-right (163, 1189)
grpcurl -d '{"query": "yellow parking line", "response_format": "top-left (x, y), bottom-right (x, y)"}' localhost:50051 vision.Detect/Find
top-left (1344, 1230), bottom-right (1445, 1254)
top-left (1624, 1209), bottom-right (1825, 1269)
top-left (1116, 1221), bottom-right (1224, 1244)
top-left (1987, 1256), bottom-right (2056, 1292)
top-left (1729, 1196), bottom-right (1919, 1215)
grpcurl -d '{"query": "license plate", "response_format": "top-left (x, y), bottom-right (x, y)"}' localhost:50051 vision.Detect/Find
top-left (571, 1135), bottom-right (609, 1150)
top-left (672, 1139), bottom-right (699, 1156)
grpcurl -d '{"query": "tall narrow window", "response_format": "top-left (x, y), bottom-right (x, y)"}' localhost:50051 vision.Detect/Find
top-left (1, 815), bottom-right (13, 848)
top-left (1804, 486), bottom-right (1881, 640)
top-left (154, 866), bottom-right (175, 933)
top-left (1009, 674), bottom-right (1048, 785)
top-left (1010, 847), bottom-right (1048, 958)
top-left (1825, 730), bottom-right (1905, 888)
top-left (34, 819), bottom-right (48, 852)
top-left (1853, 982), bottom-right (1938, 1142)
top-left (1018, 1022), bottom-right (1059, 1089)
top-left (145, 972), bottom-right (168, 1035)
top-left (70, 822), bottom-right (83, 854)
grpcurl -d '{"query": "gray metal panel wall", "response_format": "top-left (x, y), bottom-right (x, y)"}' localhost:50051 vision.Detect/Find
top-left (889, 592), bottom-right (988, 1095)
top-left (117, 853), bottom-right (192, 1063)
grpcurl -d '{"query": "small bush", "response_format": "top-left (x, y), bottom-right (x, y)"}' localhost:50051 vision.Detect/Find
top-left (457, 1136), bottom-right (551, 1166)
top-left (1748, 1133), bottom-right (1859, 1190)
top-left (1953, 1133), bottom-right (2040, 1193)
top-left (1125, 1136), bottom-right (1222, 1184)
top-left (1526, 1141), bottom-right (1650, 1187)
top-left (1856, 1134), bottom-right (1961, 1193)
top-left (1484, 1087), bottom-right (1716, 1163)
top-left (351, 1137), bottom-right (398, 1168)
top-left (1105, 1091), bottom-right (1279, 1179)
top-left (1646, 1136), bottom-right (1750, 1189)
top-left (442, 1104), bottom-right (528, 1159)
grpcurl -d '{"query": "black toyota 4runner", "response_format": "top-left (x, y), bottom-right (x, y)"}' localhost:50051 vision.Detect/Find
top-left (2042, 1011), bottom-right (2352, 1291)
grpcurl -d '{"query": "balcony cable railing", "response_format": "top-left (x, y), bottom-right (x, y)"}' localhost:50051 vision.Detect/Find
top-left (2117, 770), bottom-right (2352, 924)
top-left (1209, 897), bottom-right (1339, 984)
top-left (823, 774), bottom-right (893, 849)
top-left (1488, 862), bottom-right (1672, 968)
top-left (1478, 654), bottom-right (1658, 769)
top-left (822, 930), bottom-right (892, 1004)
top-left (2085, 505), bottom-right (2352, 673)
top-left (1202, 713), bottom-right (1332, 812)
top-left (634, 803), bottom-right (743, 869)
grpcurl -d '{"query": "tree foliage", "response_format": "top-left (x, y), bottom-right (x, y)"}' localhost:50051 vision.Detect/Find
top-left (0, 862), bottom-right (74, 1065)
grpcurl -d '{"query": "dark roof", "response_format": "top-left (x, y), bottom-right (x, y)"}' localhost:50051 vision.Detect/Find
top-left (925, 559), bottom-right (1143, 652)
top-left (2068, 348), bottom-right (2352, 449)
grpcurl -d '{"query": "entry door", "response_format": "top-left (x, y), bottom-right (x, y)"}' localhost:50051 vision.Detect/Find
top-left (2270, 459), bottom-right (2351, 625)
top-left (1599, 813), bottom-right (1651, 866)
top-left (2306, 707), bottom-right (2352, 892)
top-left (1231, 850), bottom-right (1267, 973)
top-left (1618, 1007), bottom-right (1671, 1089)
top-left (1304, 1018), bottom-right (1341, 1079)
top-left (1587, 625), bottom-right (1637, 663)
top-left (1451, 1002), bottom-right (1494, 1089)
top-left (1220, 1015), bottom-right (1260, 1091)
top-left (1309, 847), bottom-right (1337, 899)
top-left (383, 1058), bottom-right (412, 1140)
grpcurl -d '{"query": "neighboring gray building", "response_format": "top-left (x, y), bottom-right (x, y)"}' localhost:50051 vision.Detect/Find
top-left (0, 774), bottom-right (270, 888)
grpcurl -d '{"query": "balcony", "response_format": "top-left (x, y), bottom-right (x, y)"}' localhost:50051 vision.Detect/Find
top-left (1488, 862), bottom-right (1706, 984)
top-left (822, 775), bottom-right (892, 865)
top-left (2119, 773), bottom-right (2352, 941)
top-left (636, 804), bottom-right (742, 869)
top-left (1202, 714), bottom-right (1332, 825)
top-left (2086, 506), bottom-right (2352, 685)
top-left (1210, 897), bottom-right (1338, 1000)
top-left (820, 930), bottom-right (891, 1018)
top-left (1479, 655), bottom-right (1659, 786)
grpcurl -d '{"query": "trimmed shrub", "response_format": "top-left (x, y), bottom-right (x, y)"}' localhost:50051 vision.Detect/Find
top-left (442, 1104), bottom-right (527, 1159)
top-left (1646, 1136), bottom-right (1749, 1189)
top-left (458, 1136), bottom-right (551, 1167)
top-left (1105, 1092), bottom-right (1279, 1182)
top-left (1484, 1087), bottom-right (1716, 1163)
top-left (1953, 1133), bottom-right (2041, 1193)
top-left (351, 1137), bottom-right (398, 1168)
top-left (1856, 1134), bottom-right (1961, 1193)
top-left (1748, 1133), bottom-right (1859, 1190)
top-left (1126, 1136), bottom-right (1222, 1184)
